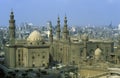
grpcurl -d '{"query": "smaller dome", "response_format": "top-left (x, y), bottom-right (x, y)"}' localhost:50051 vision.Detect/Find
top-left (94, 48), bottom-right (102, 56)
top-left (81, 34), bottom-right (89, 41)
top-left (27, 30), bottom-right (42, 42)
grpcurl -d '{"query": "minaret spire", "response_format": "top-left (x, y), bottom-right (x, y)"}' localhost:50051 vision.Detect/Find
top-left (49, 21), bottom-right (53, 43)
top-left (63, 15), bottom-right (69, 40)
top-left (9, 10), bottom-right (16, 44)
top-left (64, 15), bottom-right (67, 26)
top-left (56, 16), bottom-right (61, 40)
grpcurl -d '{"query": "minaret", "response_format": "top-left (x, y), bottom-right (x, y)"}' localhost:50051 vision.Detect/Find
top-left (9, 11), bottom-right (16, 44)
top-left (49, 21), bottom-right (53, 43)
top-left (6, 11), bottom-right (16, 68)
top-left (63, 16), bottom-right (68, 40)
top-left (82, 34), bottom-right (89, 60)
top-left (56, 16), bottom-right (61, 40)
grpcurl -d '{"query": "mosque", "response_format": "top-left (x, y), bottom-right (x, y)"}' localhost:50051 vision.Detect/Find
top-left (4, 11), bottom-right (114, 68)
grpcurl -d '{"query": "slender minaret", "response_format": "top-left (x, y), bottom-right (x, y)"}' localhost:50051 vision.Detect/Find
top-left (49, 21), bottom-right (53, 43)
top-left (6, 11), bottom-right (16, 68)
top-left (9, 11), bottom-right (16, 44)
top-left (63, 16), bottom-right (68, 40)
top-left (82, 34), bottom-right (88, 60)
top-left (56, 16), bottom-right (61, 40)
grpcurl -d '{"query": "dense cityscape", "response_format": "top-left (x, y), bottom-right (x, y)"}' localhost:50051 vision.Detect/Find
top-left (0, 20), bottom-right (120, 47)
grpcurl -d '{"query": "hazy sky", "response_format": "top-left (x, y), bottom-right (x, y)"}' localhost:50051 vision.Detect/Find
top-left (0, 0), bottom-right (120, 26)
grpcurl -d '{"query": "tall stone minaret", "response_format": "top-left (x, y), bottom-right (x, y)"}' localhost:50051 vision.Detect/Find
top-left (6, 11), bottom-right (16, 68)
top-left (63, 16), bottom-right (69, 40)
top-left (56, 16), bottom-right (61, 40)
top-left (82, 34), bottom-right (89, 60)
top-left (49, 21), bottom-right (53, 43)
top-left (9, 11), bottom-right (16, 44)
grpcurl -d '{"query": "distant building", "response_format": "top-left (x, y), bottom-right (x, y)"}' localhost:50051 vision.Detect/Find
top-left (118, 24), bottom-right (120, 30)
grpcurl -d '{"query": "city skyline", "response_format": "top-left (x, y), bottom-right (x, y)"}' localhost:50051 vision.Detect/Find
top-left (0, 0), bottom-right (120, 26)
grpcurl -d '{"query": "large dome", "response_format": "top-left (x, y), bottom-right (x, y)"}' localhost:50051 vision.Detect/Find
top-left (27, 30), bottom-right (42, 42)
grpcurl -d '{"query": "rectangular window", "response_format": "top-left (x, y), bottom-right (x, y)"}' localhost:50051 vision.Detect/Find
top-left (42, 56), bottom-right (45, 59)
top-left (18, 54), bottom-right (20, 57)
top-left (18, 58), bottom-right (20, 61)
top-left (32, 64), bottom-right (35, 67)
top-left (19, 63), bottom-right (20, 65)
top-left (32, 56), bottom-right (35, 59)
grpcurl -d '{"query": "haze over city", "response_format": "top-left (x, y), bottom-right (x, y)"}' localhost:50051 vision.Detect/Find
top-left (0, 0), bottom-right (120, 26)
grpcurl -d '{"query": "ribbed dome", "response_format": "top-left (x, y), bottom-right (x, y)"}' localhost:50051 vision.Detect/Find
top-left (94, 48), bottom-right (102, 56)
top-left (27, 30), bottom-right (42, 42)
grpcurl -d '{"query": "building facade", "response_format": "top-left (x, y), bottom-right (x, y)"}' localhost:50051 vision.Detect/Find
top-left (4, 11), bottom-right (114, 68)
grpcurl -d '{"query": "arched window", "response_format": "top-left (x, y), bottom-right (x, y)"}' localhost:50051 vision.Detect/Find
top-left (80, 48), bottom-right (83, 56)
top-left (89, 49), bottom-right (94, 58)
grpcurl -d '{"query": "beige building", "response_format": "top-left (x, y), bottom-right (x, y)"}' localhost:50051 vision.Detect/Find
top-left (5, 11), bottom-right (49, 68)
top-left (4, 11), bottom-right (114, 69)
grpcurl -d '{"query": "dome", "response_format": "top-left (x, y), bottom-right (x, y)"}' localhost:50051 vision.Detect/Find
top-left (27, 30), bottom-right (42, 42)
top-left (94, 48), bottom-right (102, 56)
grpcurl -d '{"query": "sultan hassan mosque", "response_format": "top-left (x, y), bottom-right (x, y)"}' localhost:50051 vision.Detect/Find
top-left (4, 11), bottom-right (115, 69)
